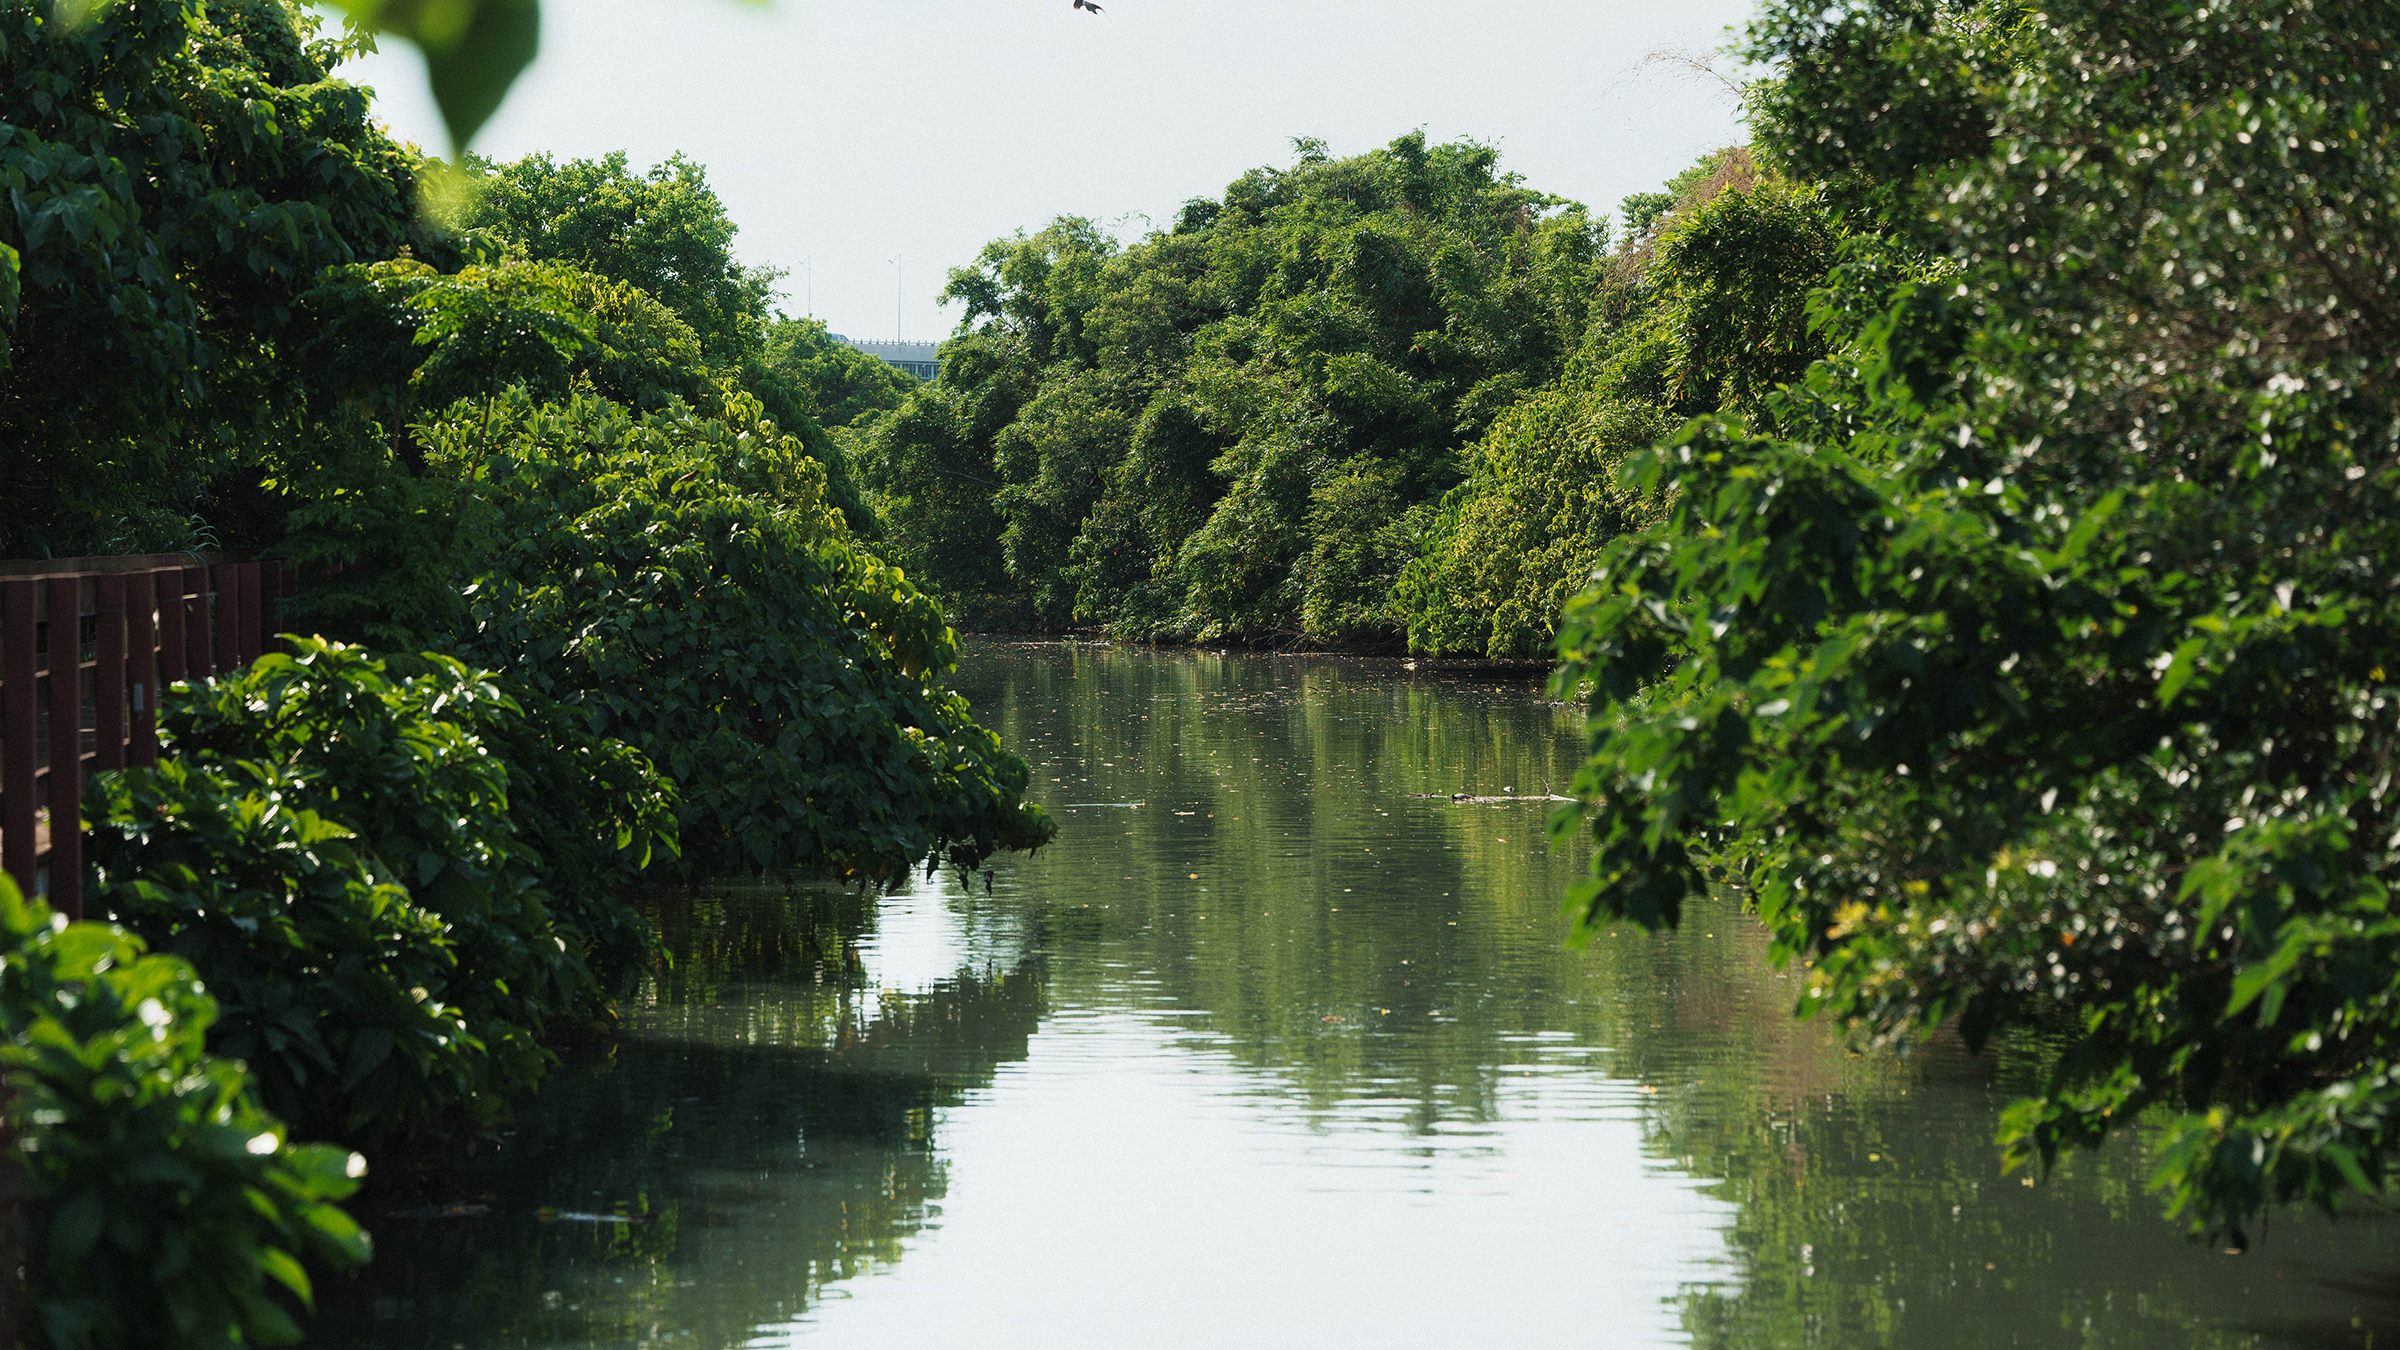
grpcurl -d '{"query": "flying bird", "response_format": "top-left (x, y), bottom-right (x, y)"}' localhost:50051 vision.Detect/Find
top-left (1073, 0), bottom-right (1103, 12)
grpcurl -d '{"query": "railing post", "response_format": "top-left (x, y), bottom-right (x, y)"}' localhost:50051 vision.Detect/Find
top-left (126, 571), bottom-right (160, 767)
top-left (211, 564), bottom-right (242, 675)
top-left (1, 582), bottom-right (34, 899)
top-left (93, 575), bottom-right (126, 776)
top-left (236, 563), bottom-right (264, 664)
top-left (45, 576), bottom-right (81, 920)
top-left (157, 568), bottom-right (188, 689)
top-left (182, 566), bottom-right (212, 680)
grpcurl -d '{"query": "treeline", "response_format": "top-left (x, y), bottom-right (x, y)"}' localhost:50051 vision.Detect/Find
top-left (0, 1), bottom-right (1038, 1343)
top-left (847, 133), bottom-right (1835, 656)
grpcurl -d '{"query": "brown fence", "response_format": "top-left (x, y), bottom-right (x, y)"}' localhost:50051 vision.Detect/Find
top-left (0, 557), bottom-right (285, 920)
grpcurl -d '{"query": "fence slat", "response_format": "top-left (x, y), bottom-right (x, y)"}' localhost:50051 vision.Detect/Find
top-left (156, 568), bottom-right (187, 689)
top-left (126, 572), bottom-right (159, 767)
top-left (235, 563), bottom-right (264, 664)
top-left (93, 576), bottom-right (126, 775)
top-left (212, 563), bottom-right (242, 674)
top-left (45, 577), bottom-right (81, 920)
top-left (0, 583), bottom-right (33, 899)
top-left (183, 566), bottom-right (212, 680)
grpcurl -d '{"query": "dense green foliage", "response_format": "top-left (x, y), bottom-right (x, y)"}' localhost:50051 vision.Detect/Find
top-left (853, 135), bottom-right (1847, 656)
top-left (753, 315), bottom-right (919, 430)
top-left (2, 0), bottom-right (1046, 919)
top-left (1401, 151), bottom-right (1842, 659)
top-left (452, 149), bottom-right (879, 528)
top-left (460, 151), bottom-right (775, 364)
top-left (857, 133), bottom-right (1610, 643)
top-left (298, 255), bottom-right (714, 419)
top-left (5, 2), bottom-right (1046, 893)
top-left (88, 639), bottom-right (674, 1140)
top-left (1553, 0), bottom-right (2400, 1243)
top-left (0, 0), bottom-right (437, 555)
top-left (1396, 385), bottom-right (1666, 660)
top-left (318, 389), bottom-right (1049, 880)
top-left (89, 753), bottom-right (477, 1140)
top-left (0, 878), bottom-right (368, 1348)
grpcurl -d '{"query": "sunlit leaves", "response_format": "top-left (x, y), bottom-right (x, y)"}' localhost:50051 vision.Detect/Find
top-left (370, 387), bottom-right (1052, 882)
top-left (0, 878), bottom-right (367, 1348)
top-left (85, 639), bottom-right (678, 1141)
top-left (0, 0), bottom-right (437, 554)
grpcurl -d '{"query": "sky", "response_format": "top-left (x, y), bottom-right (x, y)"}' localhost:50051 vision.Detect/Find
top-left (346, 0), bottom-right (1757, 346)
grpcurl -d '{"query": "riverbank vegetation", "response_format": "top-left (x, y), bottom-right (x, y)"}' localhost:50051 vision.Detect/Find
top-left (1, 1), bottom-right (1037, 1341)
top-left (1552, 0), bottom-right (2400, 1247)
top-left (848, 137), bottom-right (1837, 653)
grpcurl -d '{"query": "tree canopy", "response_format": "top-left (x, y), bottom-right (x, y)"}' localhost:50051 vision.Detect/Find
top-left (0, 0), bottom-right (439, 555)
top-left (857, 132), bottom-right (1613, 643)
top-left (461, 150), bottom-right (778, 364)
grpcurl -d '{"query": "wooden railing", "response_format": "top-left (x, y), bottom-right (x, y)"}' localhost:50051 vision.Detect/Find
top-left (0, 557), bottom-right (285, 920)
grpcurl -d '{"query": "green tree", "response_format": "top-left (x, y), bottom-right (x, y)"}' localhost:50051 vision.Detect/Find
top-left (1398, 388), bottom-right (1665, 660)
top-left (745, 315), bottom-right (917, 429)
top-left (854, 327), bottom-right (1043, 621)
top-left (297, 256), bottom-right (713, 424)
top-left (858, 133), bottom-right (1608, 645)
top-left (1553, 0), bottom-right (2400, 1245)
top-left (462, 150), bottom-right (777, 364)
top-left (0, 0), bottom-right (437, 555)
top-left (1399, 149), bottom-right (1839, 659)
top-left (448, 150), bottom-right (882, 529)
top-left (312, 386), bottom-right (1052, 881)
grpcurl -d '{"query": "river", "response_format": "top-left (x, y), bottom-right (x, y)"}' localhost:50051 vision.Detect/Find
top-left (311, 640), bottom-right (2400, 1348)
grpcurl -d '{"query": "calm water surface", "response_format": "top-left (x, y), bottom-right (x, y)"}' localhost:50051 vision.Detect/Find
top-left (314, 641), bottom-right (2400, 1348)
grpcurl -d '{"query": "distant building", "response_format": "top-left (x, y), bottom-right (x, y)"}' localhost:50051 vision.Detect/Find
top-left (835, 337), bottom-right (942, 382)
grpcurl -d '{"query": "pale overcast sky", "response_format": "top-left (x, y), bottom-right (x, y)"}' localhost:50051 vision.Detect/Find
top-left (346, 0), bottom-right (1757, 345)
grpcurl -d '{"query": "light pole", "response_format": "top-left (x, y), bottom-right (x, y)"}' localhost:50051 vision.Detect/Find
top-left (798, 258), bottom-right (812, 319)
top-left (888, 255), bottom-right (903, 343)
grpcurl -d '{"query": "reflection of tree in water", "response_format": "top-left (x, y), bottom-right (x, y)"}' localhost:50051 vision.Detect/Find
top-left (308, 888), bottom-right (1046, 1350)
top-left (954, 642), bottom-right (1616, 1136)
top-left (958, 643), bottom-right (2400, 1347)
top-left (1654, 1018), bottom-right (2400, 1350)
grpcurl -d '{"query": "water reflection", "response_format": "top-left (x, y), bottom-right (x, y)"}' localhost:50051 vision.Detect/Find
top-left (310, 889), bottom-right (1045, 1348)
top-left (315, 641), bottom-right (2400, 1348)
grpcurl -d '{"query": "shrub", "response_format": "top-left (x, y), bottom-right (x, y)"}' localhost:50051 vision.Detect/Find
top-left (0, 877), bottom-right (369, 1348)
top-left (87, 756), bottom-right (481, 1140)
top-left (88, 638), bottom-right (676, 1135)
top-left (451, 689), bottom-right (679, 1002)
top-left (167, 641), bottom-right (671, 999)
top-left (393, 387), bottom-right (1051, 881)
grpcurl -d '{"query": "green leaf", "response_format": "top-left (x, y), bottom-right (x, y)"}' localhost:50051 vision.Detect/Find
top-left (257, 1246), bottom-right (314, 1308)
top-left (412, 0), bottom-right (544, 151)
top-left (2156, 637), bottom-right (2207, 707)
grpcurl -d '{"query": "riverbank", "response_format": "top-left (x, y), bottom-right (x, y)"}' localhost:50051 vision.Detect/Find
top-left (962, 630), bottom-right (1558, 678)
